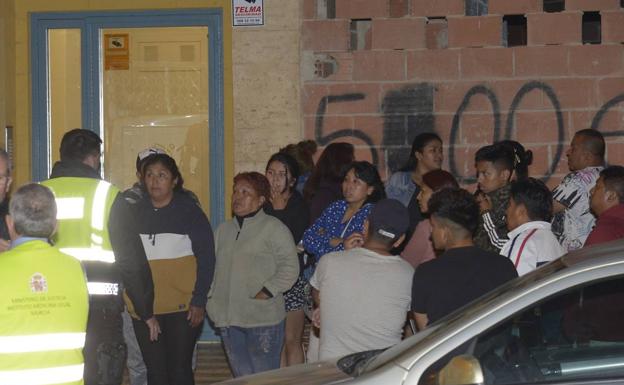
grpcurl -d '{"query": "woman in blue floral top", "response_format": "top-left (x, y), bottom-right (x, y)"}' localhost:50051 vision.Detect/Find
top-left (302, 161), bottom-right (385, 260)
top-left (302, 161), bottom-right (385, 362)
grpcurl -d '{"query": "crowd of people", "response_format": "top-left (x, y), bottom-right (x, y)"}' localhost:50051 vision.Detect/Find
top-left (1, 127), bottom-right (624, 385)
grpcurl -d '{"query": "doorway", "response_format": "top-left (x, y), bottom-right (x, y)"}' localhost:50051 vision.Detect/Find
top-left (31, 9), bottom-right (225, 341)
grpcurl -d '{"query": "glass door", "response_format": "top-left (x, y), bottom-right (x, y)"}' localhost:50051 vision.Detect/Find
top-left (31, 10), bottom-right (225, 341)
top-left (101, 26), bottom-right (210, 209)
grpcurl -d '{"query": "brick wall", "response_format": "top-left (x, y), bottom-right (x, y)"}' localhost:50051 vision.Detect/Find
top-left (301, 0), bottom-right (624, 188)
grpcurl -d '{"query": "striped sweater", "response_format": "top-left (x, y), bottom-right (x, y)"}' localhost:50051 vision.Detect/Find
top-left (131, 191), bottom-right (215, 315)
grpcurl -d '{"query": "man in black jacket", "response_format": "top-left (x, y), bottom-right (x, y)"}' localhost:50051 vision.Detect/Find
top-left (43, 129), bottom-right (158, 385)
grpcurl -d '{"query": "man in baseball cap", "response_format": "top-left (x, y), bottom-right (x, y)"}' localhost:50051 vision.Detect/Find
top-left (309, 199), bottom-right (414, 360)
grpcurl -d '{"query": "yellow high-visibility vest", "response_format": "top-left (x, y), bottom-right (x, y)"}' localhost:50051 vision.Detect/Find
top-left (0, 240), bottom-right (89, 385)
top-left (42, 177), bottom-right (121, 297)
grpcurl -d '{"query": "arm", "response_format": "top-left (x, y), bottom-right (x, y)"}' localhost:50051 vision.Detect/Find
top-left (413, 312), bottom-right (429, 331)
top-left (302, 201), bottom-right (342, 257)
top-left (187, 205), bottom-right (216, 308)
top-left (108, 194), bottom-right (154, 321)
top-left (411, 267), bottom-right (429, 331)
top-left (482, 211), bottom-right (509, 250)
top-left (552, 199), bottom-right (567, 214)
top-left (261, 221), bottom-right (299, 297)
top-left (331, 204), bottom-right (372, 251)
top-left (311, 287), bottom-right (321, 328)
top-left (186, 204), bottom-right (216, 327)
top-left (309, 259), bottom-right (326, 329)
top-left (552, 176), bottom-right (576, 215)
top-left (481, 192), bottom-right (511, 250)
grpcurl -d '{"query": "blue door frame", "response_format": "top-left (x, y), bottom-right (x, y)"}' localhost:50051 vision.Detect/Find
top-left (31, 9), bottom-right (225, 341)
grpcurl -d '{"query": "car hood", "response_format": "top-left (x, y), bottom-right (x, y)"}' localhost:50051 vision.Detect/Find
top-left (215, 360), bottom-right (352, 385)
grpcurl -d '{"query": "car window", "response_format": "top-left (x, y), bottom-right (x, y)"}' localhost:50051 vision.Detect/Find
top-left (419, 277), bottom-right (624, 385)
top-left (367, 261), bottom-right (569, 375)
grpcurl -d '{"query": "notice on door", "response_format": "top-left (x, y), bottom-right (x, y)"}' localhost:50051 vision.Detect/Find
top-left (232, 0), bottom-right (264, 26)
top-left (104, 34), bottom-right (130, 70)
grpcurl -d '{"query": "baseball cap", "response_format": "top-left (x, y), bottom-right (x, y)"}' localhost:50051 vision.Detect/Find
top-left (136, 147), bottom-right (166, 172)
top-left (368, 199), bottom-right (409, 240)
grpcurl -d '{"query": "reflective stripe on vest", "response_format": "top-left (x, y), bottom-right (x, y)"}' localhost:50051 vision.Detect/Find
top-left (0, 364), bottom-right (83, 385)
top-left (55, 198), bottom-right (85, 219)
top-left (59, 247), bottom-right (115, 263)
top-left (52, 180), bottom-right (115, 262)
top-left (0, 332), bottom-right (86, 353)
top-left (92, 181), bottom-right (110, 231)
top-left (87, 282), bottom-right (119, 296)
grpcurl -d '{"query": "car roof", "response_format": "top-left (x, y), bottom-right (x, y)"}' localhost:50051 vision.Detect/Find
top-left (366, 238), bottom-right (624, 374)
top-left (561, 238), bottom-right (624, 269)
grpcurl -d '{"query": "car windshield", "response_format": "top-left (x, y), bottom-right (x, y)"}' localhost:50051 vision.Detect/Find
top-left (356, 259), bottom-right (569, 375)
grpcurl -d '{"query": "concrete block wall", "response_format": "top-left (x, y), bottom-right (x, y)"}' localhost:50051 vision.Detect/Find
top-left (233, 0), bottom-right (302, 174)
top-left (301, 0), bottom-right (624, 187)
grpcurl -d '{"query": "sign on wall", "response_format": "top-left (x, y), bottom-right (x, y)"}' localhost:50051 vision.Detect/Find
top-left (232, 0), bottom-right (264, 26)
top-left (104, 34), bottom-right (130, 70)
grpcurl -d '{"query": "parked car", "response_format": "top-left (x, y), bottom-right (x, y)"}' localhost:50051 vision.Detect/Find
top-left (216, 239), bottom-right (624, 385)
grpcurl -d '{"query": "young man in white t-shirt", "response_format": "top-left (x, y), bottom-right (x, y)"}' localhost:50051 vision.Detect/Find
top-left (502, 178), bottom-right (565, 276)
top-left (309, 199), bottom-right (414, 360)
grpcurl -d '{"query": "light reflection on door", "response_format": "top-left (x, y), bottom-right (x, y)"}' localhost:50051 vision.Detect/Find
top-left (48, 29), bottom-right (82, 169)
top-left (101, 27), bottom-right (210, 210)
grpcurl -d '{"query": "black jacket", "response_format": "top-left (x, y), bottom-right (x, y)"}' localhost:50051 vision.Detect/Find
top-left (0, 199), bottom-right (9, 241)
top-left (49, 160), bottom-right (155, 319)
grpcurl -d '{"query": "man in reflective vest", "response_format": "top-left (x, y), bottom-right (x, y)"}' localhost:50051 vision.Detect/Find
top-left (42, 129), bottom-right (158, 385)
top-left (0, 183), bottom-right (89, 385)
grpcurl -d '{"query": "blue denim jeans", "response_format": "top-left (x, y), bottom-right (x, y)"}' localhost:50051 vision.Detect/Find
top-left (220, 320), bottom-right (285, 377)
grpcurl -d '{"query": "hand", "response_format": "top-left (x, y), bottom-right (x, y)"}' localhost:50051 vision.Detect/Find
top-left (254, 290), bottom-right (270, 300)
top-left (187, 305), bottom-right (205, 328)
top-left (145, 317), bottom-right (161, 341)
top-left (476, 193), bottom-right (491, 213)
top-left (0, 239), bottom-right (10, 252)
top-left (329, 237), bottom-right (343, 248)
top-left (343, 232), bottom-right (364, 250)
top-left (312, 308), bottom-right (321, 328)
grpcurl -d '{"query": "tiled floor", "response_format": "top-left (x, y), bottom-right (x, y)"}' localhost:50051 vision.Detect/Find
top-left (122, 342), bottom-right (233, 385)
top-left (123, 321), bottom-right (312, 384)
top-left (195, 343), bottom-right (234, 384)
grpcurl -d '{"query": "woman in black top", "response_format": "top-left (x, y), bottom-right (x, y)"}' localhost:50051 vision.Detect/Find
top-left (264, 152), bottom-right (310, 366)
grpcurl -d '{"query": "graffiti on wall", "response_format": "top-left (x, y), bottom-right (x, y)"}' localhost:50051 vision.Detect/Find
top-left (312, 81), bottom-right (624, 183)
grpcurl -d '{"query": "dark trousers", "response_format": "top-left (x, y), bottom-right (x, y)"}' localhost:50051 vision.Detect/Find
top-left (84, 306), bottom-right (126, 385)
top-left (133, 311), bottom-right (202, 385)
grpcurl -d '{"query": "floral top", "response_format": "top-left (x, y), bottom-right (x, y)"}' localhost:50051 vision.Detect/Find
top-left (552, 166), bottom-right (603, 251)
top-left (302, 200), bottom-right (373, 260)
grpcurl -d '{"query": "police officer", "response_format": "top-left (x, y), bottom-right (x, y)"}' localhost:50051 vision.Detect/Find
top-left (0, 183), bottom-right (89, 384)
top-left (42, 129), bottom-right (158, 385)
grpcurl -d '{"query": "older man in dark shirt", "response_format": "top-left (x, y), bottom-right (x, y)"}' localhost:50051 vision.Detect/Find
top-left (585, 165), bottom-right (624, 246)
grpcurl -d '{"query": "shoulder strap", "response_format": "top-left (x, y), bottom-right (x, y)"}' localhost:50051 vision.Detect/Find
top-left (514, 228), bottom-right (538, 268)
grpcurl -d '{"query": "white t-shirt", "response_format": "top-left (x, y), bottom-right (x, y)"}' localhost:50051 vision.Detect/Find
top-left (309, 247), bottom-right (414, 360)
top-left (500, 221), bottom-right (565, 276)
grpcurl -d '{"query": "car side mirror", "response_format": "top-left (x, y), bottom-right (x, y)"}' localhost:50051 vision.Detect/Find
top-left (437, 355), bottom-right (484, 385)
